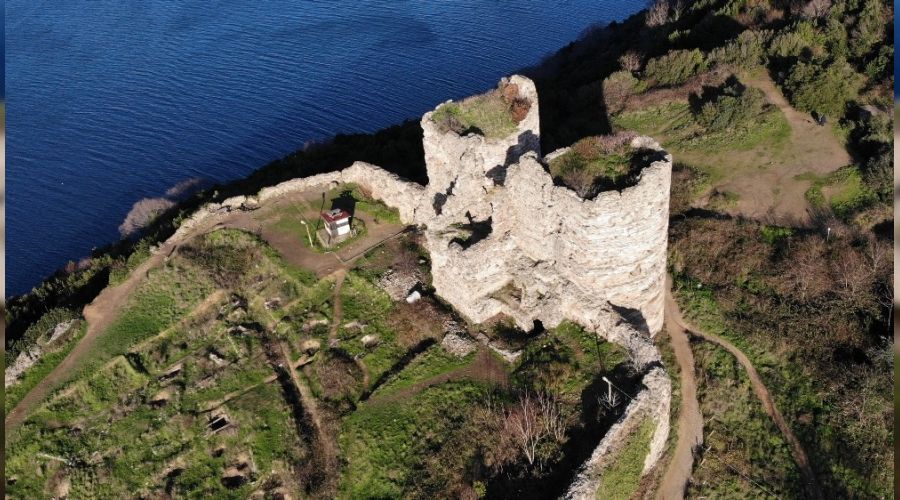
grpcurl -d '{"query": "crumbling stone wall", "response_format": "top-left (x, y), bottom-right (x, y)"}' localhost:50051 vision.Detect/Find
top-left (420, 76), bottom-right (671, 334)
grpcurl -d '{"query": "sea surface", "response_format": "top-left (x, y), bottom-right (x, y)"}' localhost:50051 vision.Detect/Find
top-left (7, 1), bottom-right (643, 296)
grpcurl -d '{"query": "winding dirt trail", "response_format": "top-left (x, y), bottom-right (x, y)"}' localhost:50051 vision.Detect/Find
top-left (656, 278), bottom-right (704, 500)
top-left (666, 278), bottom-right (823, 500)
top-left (6, 187), bottom-right (403, 433)
top-left (5, 239), bottom-right (179, 433)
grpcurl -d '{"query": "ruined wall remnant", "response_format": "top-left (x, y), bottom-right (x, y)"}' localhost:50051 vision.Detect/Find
top-left (419, 76), bottom-right (671, 335)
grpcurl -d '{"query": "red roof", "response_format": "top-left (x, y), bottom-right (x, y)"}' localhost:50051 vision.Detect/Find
top-left (321, 209), bottom-right (351, 223)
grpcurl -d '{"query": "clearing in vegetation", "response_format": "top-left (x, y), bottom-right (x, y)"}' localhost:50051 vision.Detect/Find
top-left (610, 71), bottom-right (849, 223)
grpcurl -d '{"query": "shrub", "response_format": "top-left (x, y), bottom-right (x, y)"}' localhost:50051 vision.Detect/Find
top-left (863, 44), bottom-right (893, 80)
top-left (644, 49), bottom-right (706, 87)
top-left (602, 71), bottom-right (645, 114)
top-left (547, 132), bottom-right (642, 197)
top-left (783, 57), bottom-right (863, 117)
top-left (695, 82), bottom-right (769, 132)
top-left (848, 0), bottom-right (886, 59)
top-left (768, 20), bottom-right (825, 58)
top-left (708, 30), bottom-right (773, 68)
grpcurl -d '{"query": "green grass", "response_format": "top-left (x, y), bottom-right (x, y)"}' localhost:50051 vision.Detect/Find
top-left (370, 344), bottom-right (477, 398)
top-left (797, 166), bottom-right (877, 217)
top-left (547, 137), bottom-right (640, 195)
top-left (614, 100), bottom-right (789, 154)
top-left (5, 322), bottom-right (85, 413)
top-left (596, 417), bottom-right (655, 499)
top-left (432, 91), bottom-right (518, 139)
top-left (759, 225), bottom-right (794, 245)
top-left (339, 381), bottom-right (490, 498)
top-left (515, 321), bottom-right (627, 398)
top-left (108, 238), bottom-right (153, 286)
top-left (688, 340), bottom-right (804, 498)
top-left (80, 264), bottom-right (213, 376)
top-left (707, 190), bottom-right (740, 210)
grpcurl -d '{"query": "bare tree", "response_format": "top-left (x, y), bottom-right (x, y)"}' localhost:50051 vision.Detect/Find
top-left (646, 0), bottom-right (670, 27)
top-left (599, 390), bottom-right (623, 412)
top-left (618, 51), bottom-right (643, 73)
top-left (503, 390), bottom-right (568, 468)
top-left (537, 391), bottom-right (567, 443)
top-left (119, 197), bottom-right (175, 237)
top-left (505, 392), bottom-right (541, 466)
top-left (800, 0), bottom-right (832, 18)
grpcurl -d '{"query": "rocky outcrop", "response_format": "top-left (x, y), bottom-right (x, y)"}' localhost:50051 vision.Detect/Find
top-left (5, 320), bottom-right (76, 387)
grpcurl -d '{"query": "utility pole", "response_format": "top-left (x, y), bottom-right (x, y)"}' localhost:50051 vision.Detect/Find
top-left (602, 376), bottom-right (613, 402)
top-left (300, 219), bottom-right (313, 248)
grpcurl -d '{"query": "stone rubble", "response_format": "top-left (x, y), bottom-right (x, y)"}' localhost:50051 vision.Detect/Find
top-left (5, 320), bottom-right (75, 387)
top-left (440, 333), bottom-right (477, 358)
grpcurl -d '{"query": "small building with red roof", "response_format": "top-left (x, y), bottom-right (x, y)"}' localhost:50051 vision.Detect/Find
top-left (320, 208), bottom-right (352, 240)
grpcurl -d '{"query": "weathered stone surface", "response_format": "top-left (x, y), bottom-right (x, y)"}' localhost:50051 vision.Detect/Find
top-left (441, 333), bottom-right (477, 358)
top-left (564, 322), bottom-right (671, 499)
top-left (417, 75), bottom-right (540, 227)
top-left (423, 139), bottom-right (671, 335)
top-left (341, 162), bottom-right (424, 224)
top-left (5, 320), bottom-right (75, 387)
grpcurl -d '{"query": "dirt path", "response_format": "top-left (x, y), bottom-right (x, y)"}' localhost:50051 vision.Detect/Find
top-left (328, 269), bottom-right (347, 341)
top-left (668, 279), bottom-right (823, 500)
top-left (5, 238), bottom-right (178, 432)
top-left (656, 278), bottom-right (704, 500)
top-left (278, 342), bottom-right (339, 473)
top-left (364, 347), bottom-right (508, 406)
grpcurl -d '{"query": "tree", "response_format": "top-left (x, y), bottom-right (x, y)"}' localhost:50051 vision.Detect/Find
top-left (618, 51), bottom-right (643, 73)
top-left (644, 49), bottom-right (706, 87)
top-left (645, 0), bottom-right (670, 27)
top-left (800, 0), bottom-right (832, 18)
top-left (783, 57), bottom-right (863, 117)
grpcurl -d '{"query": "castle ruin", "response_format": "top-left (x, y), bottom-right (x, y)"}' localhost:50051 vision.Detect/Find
top-left (172, 75), bottom-right (673, 494)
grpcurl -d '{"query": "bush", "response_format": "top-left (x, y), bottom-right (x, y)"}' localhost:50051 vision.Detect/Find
top-left (768, 20), bottom-right (825, 58)
top-left (602, 71), bottom-right (645, 114)
top-left (644, 49), bottom-right (706, 87)
top-left (708, 30), bottom-right (773, 69)
top-left (783, 57), bottom-right (863, 117)
top-left (695, 82), bottom-right (769, 132)
top-left (848, 0), bottom-right (887, 59)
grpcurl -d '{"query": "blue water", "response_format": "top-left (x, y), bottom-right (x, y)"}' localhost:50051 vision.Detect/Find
top-left (7, 1), bottom-right (642, 296)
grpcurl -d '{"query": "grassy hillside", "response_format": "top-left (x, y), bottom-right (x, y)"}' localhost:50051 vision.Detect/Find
top-left (6, 229), bottom-right (643, 498)
top-left (5, 0), bottom-right (892, 497)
